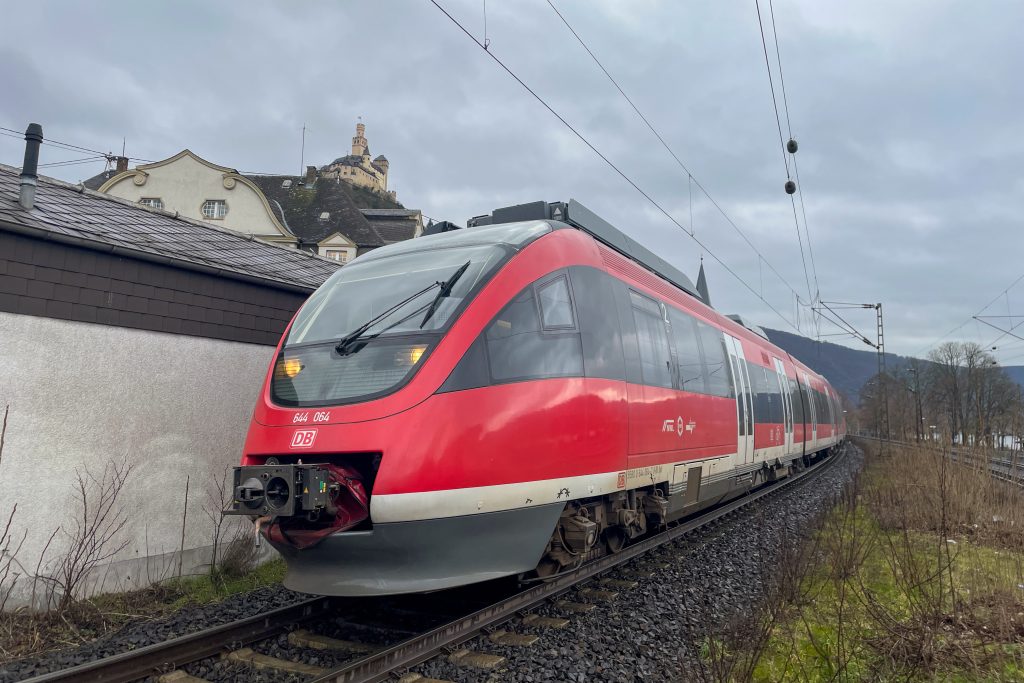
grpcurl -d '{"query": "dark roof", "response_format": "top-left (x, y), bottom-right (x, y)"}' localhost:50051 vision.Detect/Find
top-left (0, 164), bottom-right (340, 291)
top-left (374, 155), bottom-right (388, 162)
top-left (360, 209), bottom-right (420, 243)
top-left (81, 168), bottom-right (120, 191)
top-left (326, 155), bottom-right (363, 167)
top-left (247, 174), bottom-right (384, 248)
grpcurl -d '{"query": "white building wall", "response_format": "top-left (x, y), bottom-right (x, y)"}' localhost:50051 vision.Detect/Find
top-left (0, 311), bottom-right (275, 606)
top-left (102, 153), bottom-right (287, 241)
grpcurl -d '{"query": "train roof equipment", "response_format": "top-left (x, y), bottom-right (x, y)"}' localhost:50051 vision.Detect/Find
top-left (468, 199), bottom-right (702, 303)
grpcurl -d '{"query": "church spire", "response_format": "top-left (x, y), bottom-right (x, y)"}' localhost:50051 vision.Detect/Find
top-left (696, 258), bottom-right (711, 307)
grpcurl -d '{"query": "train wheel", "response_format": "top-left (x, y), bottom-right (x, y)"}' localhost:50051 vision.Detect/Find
top-left (604, 526), bottom-right (629, 553)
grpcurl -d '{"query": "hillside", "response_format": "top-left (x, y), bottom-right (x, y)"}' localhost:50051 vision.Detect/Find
top-left (763, 327), bottom-right (1024, 402)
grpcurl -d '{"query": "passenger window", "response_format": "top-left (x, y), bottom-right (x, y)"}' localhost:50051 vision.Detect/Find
top-left (485, 284), bottom-right (583, 383)
top-left (630, 291), bottom-right (673, 389)
top-left (538, 276), bottom-right (575, 329)
top-left (569, 267), bottom-right (626, 381)
top-left (697, 322), bottom-right (733, 398)
top-left (668, 309), bottom-right (706, 393)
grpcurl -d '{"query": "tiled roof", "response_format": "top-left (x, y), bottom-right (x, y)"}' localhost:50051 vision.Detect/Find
top-left (247, 174), bottom-right (384, 248)
top-left (0, 164), bottom-right (340, 291)
top-left (82, 168), bottom-right (119, 191)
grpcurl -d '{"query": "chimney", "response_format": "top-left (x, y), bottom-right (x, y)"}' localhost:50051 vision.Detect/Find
top-left (19, 123), bottom-right (43, 210)
top-left (305, 165), bottom-right (317, 184)
top-left (115, 156), bottom-right (129, 173)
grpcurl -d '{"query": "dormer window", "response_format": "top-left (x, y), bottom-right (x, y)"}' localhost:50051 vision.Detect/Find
top-left (282, 179), bottom-right (292, 188)
top-left (201, 200), bottom-right (228, 219)
top-left (138, 197), bottom-right (163, 210)
top-left (319, 212), bottom-right (330, 222)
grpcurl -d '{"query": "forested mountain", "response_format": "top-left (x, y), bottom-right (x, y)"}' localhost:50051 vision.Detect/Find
top-left (763, 328), bottom-right (1024, 402)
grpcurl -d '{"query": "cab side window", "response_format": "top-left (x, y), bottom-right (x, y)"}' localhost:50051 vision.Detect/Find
top-left (484, 274), bottom-right (583, 383)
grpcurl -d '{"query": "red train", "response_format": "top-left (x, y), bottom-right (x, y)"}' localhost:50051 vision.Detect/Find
top-left (227, 200), bottom-right (845, 596)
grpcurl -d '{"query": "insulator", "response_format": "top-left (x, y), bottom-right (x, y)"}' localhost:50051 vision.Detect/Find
top-left (785, 180), bottom-right (797, 194)
top-left (787, 138), bottom-right (798, 154)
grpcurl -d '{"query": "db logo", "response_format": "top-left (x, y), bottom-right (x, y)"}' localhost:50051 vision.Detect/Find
top-left (616, 472), bottom-right (627, 489)
top-left (290, 428), bottom-right (317, 449)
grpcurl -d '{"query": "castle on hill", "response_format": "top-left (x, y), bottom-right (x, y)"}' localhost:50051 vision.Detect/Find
top-left (321, 122), bottom-right (395, 201)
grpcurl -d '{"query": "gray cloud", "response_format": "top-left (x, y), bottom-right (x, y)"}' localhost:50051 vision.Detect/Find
top-left (1, 0), bottom-right (1022, 358)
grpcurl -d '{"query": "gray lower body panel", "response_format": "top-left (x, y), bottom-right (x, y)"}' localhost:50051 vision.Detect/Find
top-left (275, 502), bottom-right (564, 596)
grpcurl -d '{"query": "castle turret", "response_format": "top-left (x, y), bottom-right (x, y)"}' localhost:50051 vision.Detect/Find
top-left (351, 122), bottom-right (367, 156)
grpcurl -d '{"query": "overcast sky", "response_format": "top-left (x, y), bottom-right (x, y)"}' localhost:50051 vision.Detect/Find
top-left (2, 1), bottom-right (1022, 359)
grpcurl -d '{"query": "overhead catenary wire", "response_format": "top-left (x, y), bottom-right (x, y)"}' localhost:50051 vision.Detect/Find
top-left (767, 0), bottom-right (822, 323)
top-left (753, 0), bottom-right (816, 331)
top-left (545, 0), bottom-right (806, 307)
top-left (913, 270), bottom-right (1024, 357)
top-left (428, 0), bottom-right (805, 334)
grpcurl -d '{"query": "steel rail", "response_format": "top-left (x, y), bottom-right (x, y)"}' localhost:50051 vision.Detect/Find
top-left (855, 435), bottom-right (1024, 487)
top-left (312, 446), bottom-right (848, 683)
top-left (20, 596), bottom-right (336, 683)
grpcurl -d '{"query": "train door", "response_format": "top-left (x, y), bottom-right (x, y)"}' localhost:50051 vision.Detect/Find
top-left (772, 358), bottom-right (794, 456)
top-left (725, 334), bottom-right (754, 465)
top-left (803, 372), bottom-right (817, 448)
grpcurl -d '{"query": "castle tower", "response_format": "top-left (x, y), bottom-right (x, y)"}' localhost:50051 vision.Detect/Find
top-left (351, 122), bottom-right (367, 156)
top-left (374, 155), bottom-right (389, 190)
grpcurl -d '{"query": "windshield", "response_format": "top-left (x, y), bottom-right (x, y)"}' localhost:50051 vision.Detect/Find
top-left (271, 244), bottom-right (509, 408)
top-left (286, 244), bottom-right (506, 348)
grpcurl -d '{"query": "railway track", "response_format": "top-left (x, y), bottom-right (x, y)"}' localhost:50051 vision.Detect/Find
top-left (855, 435), bottom-right (1024, 487)
top-left (20, 445), bottom-right (848, 683)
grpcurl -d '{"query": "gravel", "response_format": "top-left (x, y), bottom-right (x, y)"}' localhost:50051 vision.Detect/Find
top-left (2, 446), bottom-right (861, 683)
top-left (411, 446), bottom-right (862, 683)
top-left (0, 585), bottom-right (310, 682)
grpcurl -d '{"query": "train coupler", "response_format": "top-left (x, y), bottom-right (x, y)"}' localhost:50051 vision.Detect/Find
top-left (225, 464), bottom-right (335, 519)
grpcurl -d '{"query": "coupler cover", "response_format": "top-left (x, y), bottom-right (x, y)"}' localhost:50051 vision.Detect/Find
top-left (226, 464), bottom-right (331, 518)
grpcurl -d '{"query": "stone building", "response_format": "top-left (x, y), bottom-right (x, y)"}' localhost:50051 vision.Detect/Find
top-left (320, 122), bottom-right (395, 200)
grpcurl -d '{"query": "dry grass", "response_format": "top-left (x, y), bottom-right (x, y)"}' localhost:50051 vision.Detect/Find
top-left (701, 441), bottom-right (1024, 682)
top-left (0, 557), bottom-right (285, 664)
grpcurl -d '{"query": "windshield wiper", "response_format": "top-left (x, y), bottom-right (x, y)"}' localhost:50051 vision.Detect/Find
top-left (335, 281), bottom-right (440, 355)
top-left (420, 261), bottom-right (471, 329)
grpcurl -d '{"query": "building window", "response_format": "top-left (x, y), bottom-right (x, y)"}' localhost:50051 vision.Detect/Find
top-left (319, 211), bottom-right (331, 222)
top-left (201, 200), bottom-right (228, 219)
top-left (138, 197), bottom-right (163, 210)
top-left (325, 249), bottom-right (349, 263)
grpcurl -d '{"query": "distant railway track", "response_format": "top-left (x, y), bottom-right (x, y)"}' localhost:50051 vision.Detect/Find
top-left (855, 435), bottom-right (1024, 487)
top-left (21, 445), bottom-right (847, 683)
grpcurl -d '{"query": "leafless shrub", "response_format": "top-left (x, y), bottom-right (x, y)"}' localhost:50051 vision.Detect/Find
top-left (44, 456), bottom-right (134, 613)
top-left (203, 466), bottom-right (258, 582)
top-left (0, 505), bottom-right (27, 613)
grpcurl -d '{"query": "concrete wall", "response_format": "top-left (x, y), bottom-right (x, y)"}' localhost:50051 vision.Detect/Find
top-left (0, 311), bottom-right (275, 606)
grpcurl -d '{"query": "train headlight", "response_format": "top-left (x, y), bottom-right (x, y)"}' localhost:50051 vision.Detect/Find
top-left (279, 358), bottom-right (304, 378)
top-left (409, 346), bottom-right (426, 365)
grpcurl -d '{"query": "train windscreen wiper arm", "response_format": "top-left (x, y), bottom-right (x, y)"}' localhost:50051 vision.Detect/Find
top-left (419, 261), bottom-right (471, 329)
top-left (335, 281), bottom-right (440, 355)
